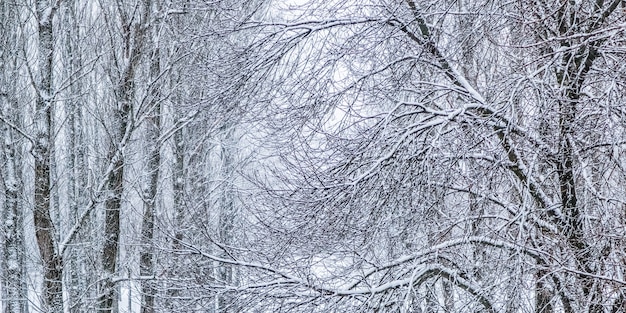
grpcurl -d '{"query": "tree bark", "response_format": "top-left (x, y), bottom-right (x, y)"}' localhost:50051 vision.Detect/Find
top-left (0, 3), bottom-right (28, 313)
top-left (0, 97), bottom-right (28, 313)
top-left (99, 1), bottom-right (151, 311)
top-left (166, 110), bottom-right (186, 310)
top-left (140, 37), bottom-right (161, 313)
top-left (34, 1), bottom-right (63, 311)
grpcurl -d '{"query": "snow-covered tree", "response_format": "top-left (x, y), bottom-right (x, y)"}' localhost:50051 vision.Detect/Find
top-left (233, 0), bottom-right (626, 312)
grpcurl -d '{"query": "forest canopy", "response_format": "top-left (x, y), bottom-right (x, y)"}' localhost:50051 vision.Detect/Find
top-left (1, 0), bottom-right (626, 312)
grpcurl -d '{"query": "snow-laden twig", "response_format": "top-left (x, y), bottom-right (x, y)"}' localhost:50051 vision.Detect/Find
top-left (0, 114), bottom-right (35, 145)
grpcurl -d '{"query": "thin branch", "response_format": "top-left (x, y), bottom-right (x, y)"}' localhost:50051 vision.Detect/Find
top-left (0, 113), bottom-right (35, 145)
top-left (396, 1), bottom-right (558, 222)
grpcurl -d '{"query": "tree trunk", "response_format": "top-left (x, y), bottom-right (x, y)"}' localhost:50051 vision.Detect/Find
top-left (166, 111), bottom-right (186, 310)
top-left (34, 1), bottom-right (63, 311)
top-left (0, 3), bottom-right (28, 312)
top-left (0, 98), bottom-right (28, 313)
top-left (99, 1), bottom-right (151, 311)
top-left (98, 82), bottom-right (132, 313)
top-left (553, 4), bottom-right (603, 310)
top-left (217, 125), bottom-right (236, 311)
top-left (140, 39), bottom-right (161, 313)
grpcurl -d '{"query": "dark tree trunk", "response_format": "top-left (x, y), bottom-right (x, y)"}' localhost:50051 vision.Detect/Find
top-left (99, 1), bottom-right (151, 311)
top-left (140, 38), bottom-right (161, 313)
top-left (34, 1), bottom-right (63, 311)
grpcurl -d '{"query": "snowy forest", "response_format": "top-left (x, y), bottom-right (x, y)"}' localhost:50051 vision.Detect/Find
top-left (1, 0), bottom-right (626, 312)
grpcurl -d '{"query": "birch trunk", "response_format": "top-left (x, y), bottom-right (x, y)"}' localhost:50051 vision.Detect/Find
top-left (0, 97), bottom-right (28, 313)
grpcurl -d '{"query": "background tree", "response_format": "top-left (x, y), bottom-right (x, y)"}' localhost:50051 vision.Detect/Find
top-left (57, 0), bottom-right (95, 310)
top-left (32, 0), bottom-right (63, 311)
top-left (148, 1), bottom-right (268, 311)
top-left (0, 2), bottom-right (29, 312)
top-left (8, 0), bottom-right (626, 312)
top-left (0, 0), bottom-right (269, 311)
top-left (96, 0), bottom-right (155, 311)
top-left (222, 0), bottom-right (626, 312)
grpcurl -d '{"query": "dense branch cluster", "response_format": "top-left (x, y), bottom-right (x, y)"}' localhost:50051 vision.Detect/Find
top-left (1, 0), bottom-right (626, 312)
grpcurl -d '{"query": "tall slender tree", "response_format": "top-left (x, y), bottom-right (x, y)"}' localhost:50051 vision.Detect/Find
top-left (139, 5), bottom-right (163, 310)
top-left (33, 0), bottom-right (63, 311)
top-left (98, 0), bottom-right (152, 311)
top-left (0, 4), bottom-right (29, 312)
